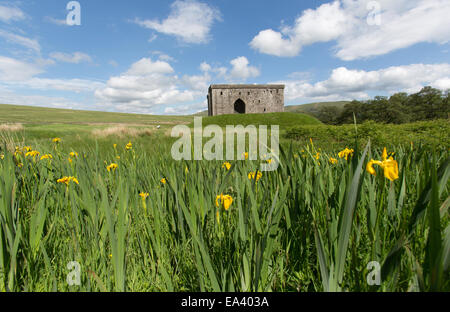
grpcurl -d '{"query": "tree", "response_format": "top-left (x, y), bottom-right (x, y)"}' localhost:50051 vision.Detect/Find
top-left (337, 100), bottom-right (366, 124)
top-left (317, 106), bottom-right (342, 125)
top-left (408, 87), bottom-right (444, 121)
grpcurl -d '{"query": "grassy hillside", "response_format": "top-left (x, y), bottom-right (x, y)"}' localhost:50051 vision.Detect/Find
top-left (0, 104), bottom-right (192, 125)
top-left (285, 101), bottom-right (351, 115)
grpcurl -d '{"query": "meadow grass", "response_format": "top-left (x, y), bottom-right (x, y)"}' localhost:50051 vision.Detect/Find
top-left (0, 120), bottom-right (448, 291)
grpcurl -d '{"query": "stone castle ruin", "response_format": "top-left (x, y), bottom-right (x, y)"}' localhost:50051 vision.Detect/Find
top-left (207, 84), bottom-right (285, 116)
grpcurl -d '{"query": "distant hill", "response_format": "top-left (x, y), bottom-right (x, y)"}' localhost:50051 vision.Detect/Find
top-left (284, 101), bottom-right (351, 115)
top-left (0, 104), bottom-right (192, 125)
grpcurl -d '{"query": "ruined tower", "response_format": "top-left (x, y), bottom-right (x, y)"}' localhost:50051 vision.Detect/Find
top-left (207, 84), bottom-right (285, 116)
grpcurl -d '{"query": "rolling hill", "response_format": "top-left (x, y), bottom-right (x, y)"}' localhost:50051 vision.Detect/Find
top-left (284, 101), bottom-right (351, 115)
top-left (0, 104), bottom-right (192, 125)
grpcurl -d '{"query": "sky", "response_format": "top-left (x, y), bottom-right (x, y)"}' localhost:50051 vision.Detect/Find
top-left (0, 0), bottom-right (449, 115)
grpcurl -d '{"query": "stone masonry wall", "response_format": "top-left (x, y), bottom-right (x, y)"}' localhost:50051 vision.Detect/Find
top-left (208, 85), bottom-right (285, 116)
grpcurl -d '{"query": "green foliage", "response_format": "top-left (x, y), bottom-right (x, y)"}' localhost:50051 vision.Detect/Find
top-left (285, 119), bottom-right (450, 149)
top-left (310, 87), bottom-right (449, 125)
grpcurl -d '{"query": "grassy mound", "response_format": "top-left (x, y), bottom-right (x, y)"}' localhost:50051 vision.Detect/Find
top-left (197, 112), bottom-right (321, 129)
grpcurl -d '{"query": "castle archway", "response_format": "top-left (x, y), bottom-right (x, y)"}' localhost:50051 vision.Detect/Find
top-left (234, 99), bottom-right (246, 114)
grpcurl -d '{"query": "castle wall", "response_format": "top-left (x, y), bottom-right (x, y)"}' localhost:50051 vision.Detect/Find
top-left (208, 85), bottom-right (284, 116)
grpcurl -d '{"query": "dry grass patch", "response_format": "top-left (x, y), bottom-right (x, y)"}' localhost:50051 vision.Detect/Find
top-left (92, 126), bottom-right (155, 138)
top-left (0, 123), bottom-right (24, 132)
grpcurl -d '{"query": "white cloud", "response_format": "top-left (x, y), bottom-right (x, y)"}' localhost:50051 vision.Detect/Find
top-left (0, 5), bottom-right (25, 23)
top-left (95, 56), bottom-right (262, 114)
top-left (229, 56), bottom-right (260, 82)
top-left (181, 72), bottom-right (210, 91)
top-left (148, 33), bottom-right (158, 43)
top-left (199, 62), bottom-right (211, 72)
top-left (134, 0), bottom-right (221, 44)
top-left (109, 60), bottom-right (118, 67)
top-left (249, 29), bottom-right (301, 57)
top-left (44, 16), bottom-right (68, 26)
top-left (95, 57), bottom-right (201, 112)
top-left (279, 63), bottom-right (450, 102)
top-left (0, 87), bottom-right (84, 110)
top-left (49, 52), bottom-right (93, 64)
top-left (164, 101), bottom-right (206, 115)
top-left (0, 55), bottom-right (104, 93)
top-left (0, 56), bottom-right (44, 81)
top-left (250, 0), bottom-right (450, 60)
top-left (125, 57), bottom-right (174, 75)
top-left (151, 51), bottom-right (176, 62)
top-left (0, 30), bottom-right (40, 52)
top-left (22, 78), bottom-right (105, 93)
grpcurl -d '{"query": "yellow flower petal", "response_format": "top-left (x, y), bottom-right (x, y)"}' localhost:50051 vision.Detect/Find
top-left (382, 147), bottom-right (388, 162)
top-left (382, 159), bottom-right (399, 181)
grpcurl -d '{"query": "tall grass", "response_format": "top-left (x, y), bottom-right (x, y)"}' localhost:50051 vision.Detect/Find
top-left (0, 133), bottom-right (448, 291)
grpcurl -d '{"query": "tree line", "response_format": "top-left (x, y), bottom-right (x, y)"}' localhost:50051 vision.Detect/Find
top-left (316, 86), bottom-right (449, 125)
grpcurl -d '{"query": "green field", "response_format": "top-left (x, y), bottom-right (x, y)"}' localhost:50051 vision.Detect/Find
top-left (0, 104), bottom-right (449, 292)
top-left (0, 104), bottom-right (192, 125)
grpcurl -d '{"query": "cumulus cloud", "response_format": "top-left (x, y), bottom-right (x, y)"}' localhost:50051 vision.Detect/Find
top-left (0, 30), bottom-right (40, 52)
top-left (95, 57), bottom-right (201, 112)
top-left (50, 52), bottom-right (93, 64)
top-left (23, 78), bottom-right (104, 93)
top-left (279, 63), bottom-right (450, 102)
top-left (0, 5), bottom-right (25, 23)
top-left (250, 0), bottom-right (450, 60)
top-left (164, 101), bottom-right (207, 115)
top-left (44, 16), bottom-right (68, 26)
top-left (229, 56), bottom-right (260, 82)
top-left (0, 56), bottom-right (44, 81)
top-left (125, 57), bottom-right (174, 75)
top-left (0, 55), bottom-right (104, 94)
top-left (151, 51), bottom-right (176, 62)
top-left (95, 55), bottom-right (261, 114)
top-left (134, 0), bottom-right (221, 44)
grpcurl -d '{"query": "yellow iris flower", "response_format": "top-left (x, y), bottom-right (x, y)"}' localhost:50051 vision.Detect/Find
top-left (40, 154), bottom-right (53, 160)
top-left (338, 148), bottom-right (354, 160)
top-left (366, 148), bottom-right (399, 181)
top-left (57, 176), bottom-right (79, 185)
top-left (107, 163), bottom-right (118, 172)
top-left (25, 150), bottom-right (40, 158)
top-left (248, 171), bottom-right (262, 182)
top-left (215, 193), bottom-right (233, 211)
top-left (222, 162), bottom-right (232, 170)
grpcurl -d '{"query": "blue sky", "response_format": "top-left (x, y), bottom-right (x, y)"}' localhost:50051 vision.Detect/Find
top-left (0, 0), bottom-right (449, 115)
